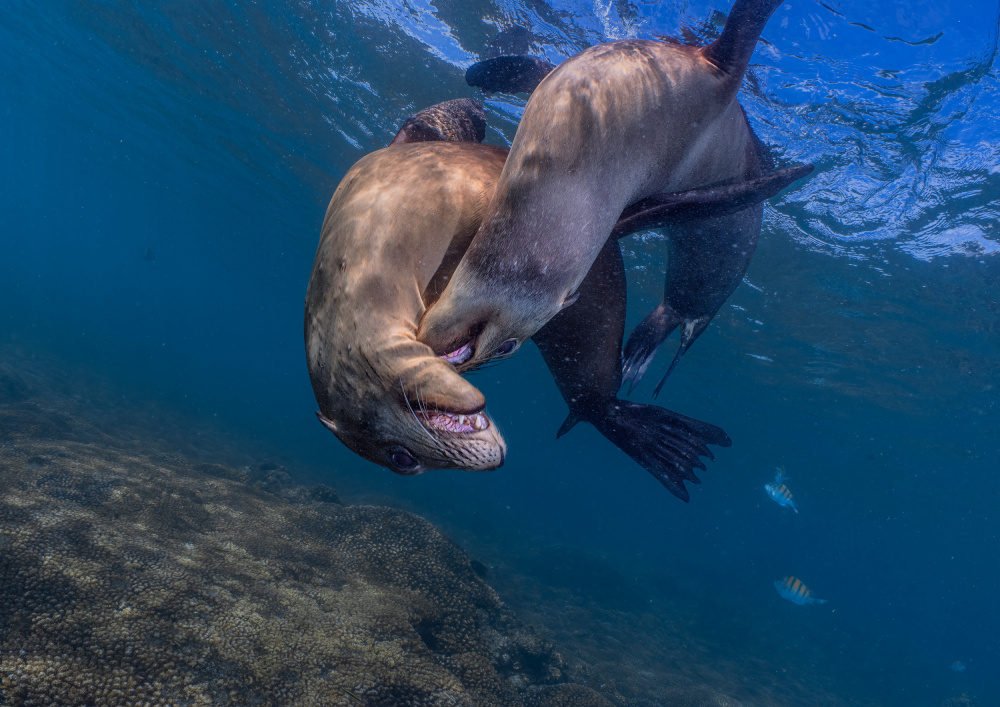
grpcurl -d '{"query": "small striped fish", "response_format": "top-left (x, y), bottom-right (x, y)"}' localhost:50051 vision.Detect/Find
top-left (774, 576), bottom-right (827, 606)
top-left (765, 467), bottom-right (798, 513)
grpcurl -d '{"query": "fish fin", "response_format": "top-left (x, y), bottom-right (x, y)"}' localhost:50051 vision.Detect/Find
top-left (465, 55), bottom-right (555, 94)
top-left (583, 399), bottom-right (731, 502)
top-left (651, 316), bottom-right (711, 398)
top-left (556, 412), bottom-right (581, 439)
top-left (389, 98), bottom-right (486, 145)
top-left (621, 302), bottom-right (681, 394)
top-left (701, 0), bottom-right (784, 87)
top-left (611, 164), bottom-right (814, 239)
top-left (815, 598), bottom-right (828, 604)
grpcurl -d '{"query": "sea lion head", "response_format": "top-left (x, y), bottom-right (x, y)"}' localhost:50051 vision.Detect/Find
top-left (306, 317), bottom-right (507, 475)
top-left (417, 264), bottom-right (579, 373)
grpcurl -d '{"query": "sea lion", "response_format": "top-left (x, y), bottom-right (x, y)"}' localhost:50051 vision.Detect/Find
top-left (305, 101), bottom-right (508, 475)
top-left (417, 0), bottom-right (795, 385)
top-left (466, 53), bottom-right (811, 396)
top-left (389, 98), bottom-right (487, 145)
top-left (306, 99), bottom-right (799, 494)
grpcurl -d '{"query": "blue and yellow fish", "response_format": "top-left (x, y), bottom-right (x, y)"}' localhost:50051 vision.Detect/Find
top-left (774, 576), bottom-right (827, 606)
top-left (765, 467), bottom-right (798, 513)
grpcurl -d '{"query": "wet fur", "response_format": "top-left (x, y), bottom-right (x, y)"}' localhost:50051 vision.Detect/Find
top-left (418, 0), bottom-right (786, 377)
top-left (305, 142), bottom-right (509, 472)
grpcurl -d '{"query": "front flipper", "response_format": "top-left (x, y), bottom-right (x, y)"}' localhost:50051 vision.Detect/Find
top-left (610, 164), bottom-right (813, 239)
top-left (621, 301), bottom-right (681, 394)
top-left (465, 55), bottom-right (555, 94)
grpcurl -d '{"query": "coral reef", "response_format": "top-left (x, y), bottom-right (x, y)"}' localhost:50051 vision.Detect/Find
top-left (0, 363), bottom-right (609, 706)
top-left (0, 357), bottom-right (894, 707)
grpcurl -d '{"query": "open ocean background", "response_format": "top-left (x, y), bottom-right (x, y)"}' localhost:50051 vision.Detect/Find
top-left (2, 0), bottom-right (998, 704)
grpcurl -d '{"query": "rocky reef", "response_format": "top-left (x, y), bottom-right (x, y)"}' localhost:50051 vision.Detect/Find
top-left (0, 355), bottom-right (921, 707)
top-left (0, 360), bottom-right (613, 707)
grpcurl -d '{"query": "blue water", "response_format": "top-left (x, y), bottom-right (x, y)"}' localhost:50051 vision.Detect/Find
top-left (2, 0), bottom-right (998, 704)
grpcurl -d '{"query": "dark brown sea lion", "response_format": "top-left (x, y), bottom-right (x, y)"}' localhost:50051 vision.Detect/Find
top-left (417, 0), bottom-right (796, 387)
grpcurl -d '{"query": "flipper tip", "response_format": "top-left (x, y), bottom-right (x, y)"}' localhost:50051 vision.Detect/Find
top-left (556, 412), bottom-right (580, 439)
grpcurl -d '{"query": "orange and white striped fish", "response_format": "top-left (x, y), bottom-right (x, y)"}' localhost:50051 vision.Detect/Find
top-left (774, 576), bottom-right (827, 606)
top-left (765, 467), bottom-right (798, 513)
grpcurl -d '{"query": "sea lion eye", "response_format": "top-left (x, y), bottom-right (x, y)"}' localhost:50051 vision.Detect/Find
top-left (388, 446), bottom-right (420, 473)
top-left (493, 339), bottom-right (519, 358)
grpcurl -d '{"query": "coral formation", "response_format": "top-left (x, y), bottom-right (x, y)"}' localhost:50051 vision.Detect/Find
top-left (0, 358), bottom-right (890, 707)
top-left (0, 363), bottom-right (610, 707)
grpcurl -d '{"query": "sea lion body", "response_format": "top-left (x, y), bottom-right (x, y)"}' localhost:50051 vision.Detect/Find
top-left (305, 140), bottom-right (508, 474)
top-left (305, 94), bottom-right (799, 491)
top-left (417, 0), bottom-right (787, 378)
top-left (305, 103), bottom-right (742, 491)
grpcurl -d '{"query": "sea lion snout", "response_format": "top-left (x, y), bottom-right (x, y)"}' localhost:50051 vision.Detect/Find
top-left (402, 357), bottom-right (486, 415)
top-left (417, 296), bottom-right (491, 359)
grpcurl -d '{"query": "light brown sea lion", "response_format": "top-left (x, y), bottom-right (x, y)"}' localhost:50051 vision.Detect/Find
top-left (305, 101), bottom-right (508, 474)
top-left (417, 0), bottom-right (793, 383)
top-left (305, 99), bottom-right (802, 494)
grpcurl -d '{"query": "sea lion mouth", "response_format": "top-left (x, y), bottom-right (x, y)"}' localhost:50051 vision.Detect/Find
top-left (441, 341), bottom-right (474, 365)
top-left (418, 410), bottom-right (490, 433)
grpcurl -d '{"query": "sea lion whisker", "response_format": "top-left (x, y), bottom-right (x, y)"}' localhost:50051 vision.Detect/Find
top-left (400, 378), bottom-right (443, 450)
top-left (413, 382), bottom-right (448, 452)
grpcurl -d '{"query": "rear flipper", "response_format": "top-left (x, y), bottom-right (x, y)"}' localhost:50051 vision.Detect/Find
top-left (559, 399), bottom-right (731, 502)
top-left (621, 302), bottom-right (681, 394)
top-left (621, 305), bottom-right (714, 398)
top-left (614, 165), bottom-right (814, 394)
top-left (651, 315), bottom-right (712, 398)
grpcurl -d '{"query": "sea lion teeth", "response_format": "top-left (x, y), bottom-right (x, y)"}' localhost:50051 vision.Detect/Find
top-left (442, 341), bottom-right (473, 365)
top-left (416, 409), bottom-right (489, 435)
